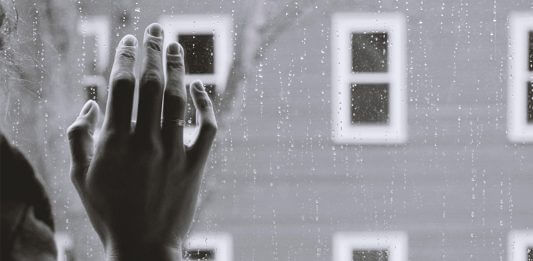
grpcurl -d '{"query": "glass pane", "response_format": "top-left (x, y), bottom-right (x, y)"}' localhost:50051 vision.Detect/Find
top-left (183, 249), bottom-right (215, 260)
top-left (186, 84), bottom-right (217, 126)
top-left (529, 31), bottom-right (533, 72)
top-left (350, 83), bottom-right (389, 124)
top-left (352, 33), bottom-right (388, 72)
top-left (84, 84), bottom-right (98, 102)
top-left (352, 249), bottom-right (389, 261)
top-left (178, 34), bottom-right (215, 74)
top-left (527, 82), bottom-right (533, 123)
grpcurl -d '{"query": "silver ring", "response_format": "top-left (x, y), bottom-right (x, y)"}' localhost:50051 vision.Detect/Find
top-left (165, 119), bottom-right (186, 127)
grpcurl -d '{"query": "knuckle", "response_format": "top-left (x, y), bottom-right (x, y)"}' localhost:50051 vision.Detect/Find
top-left (145, 38), bottom-right (162, 52)
top-left (166, 57), bottom-right (185, 72)
top-left (197, 97), bottom-right (213, 111)
top-left (112, 71), bottom-right (135, 87)
top-left (67, 123), bottom-right (89, 140)
top-left (117, 47), bottom-right (136, 62)
top-left (141, 70), bottom-right (163, 85)
top-left (165, 89), bottom-right (187, 107)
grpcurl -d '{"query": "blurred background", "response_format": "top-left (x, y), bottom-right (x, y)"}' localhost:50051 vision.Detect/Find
top-left (0, 0), bottom-right (532, 260)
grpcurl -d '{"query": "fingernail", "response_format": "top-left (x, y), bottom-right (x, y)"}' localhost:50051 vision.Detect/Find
top-left (167, 42), bottom-right (179, 55)
top-left (193, 81), bottom-right (204, 92)
top-left (122, 35), bottom-right (137, 46)
top-left (148, 23), bottom-right (162, 37)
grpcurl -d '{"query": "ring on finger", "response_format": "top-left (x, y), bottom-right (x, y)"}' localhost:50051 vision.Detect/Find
top-left (163, 119), bottom-right (186, 127)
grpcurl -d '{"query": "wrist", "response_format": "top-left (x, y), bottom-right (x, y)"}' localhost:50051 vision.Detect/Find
top-left (105, 240), bottom-right (182, 261)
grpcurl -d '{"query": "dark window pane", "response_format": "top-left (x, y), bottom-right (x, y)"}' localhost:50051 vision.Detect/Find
top-left (528, 247), bottom-right (533, 261)
top-left (528, 81), bottom-right (533, 123)
top-left (178, 34), bottom-right (215, 74)
top-left (183, 249), bottom-right (215, 260)
top-left (186, 84), bottom-right (217, 126)
top-left (351, 83), bottom-right (389, 124)
top-left (84, 84), bottom-right (98, 102)
top-left (352, 33), bottom-right (388, 72)
top-left (353, 249), bottom-right (389, 261)
top-left (529, 31), bottom-right (533, 72)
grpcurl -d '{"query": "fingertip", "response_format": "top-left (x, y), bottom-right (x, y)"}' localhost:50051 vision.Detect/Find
top-left (81, 100), bottom-right (100, 124)
top-left (167, 42), bottom-right (180, 55)
top-left (121, 34), bottom-right (138, 47)
top-left (191, 80), bottom-right (205, 94)
top-left (147, 23), bottom-right (163, 37)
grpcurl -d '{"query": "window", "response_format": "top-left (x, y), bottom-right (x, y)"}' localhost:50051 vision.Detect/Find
top-left (160, 15), bottom-right (232, 144)
top-left (509, 230), bottom-right (533, 261)
top-left (77, 16), bottom-right (110, 102)
top-left (331, 13), bottom-right (407, 144)
top-left (182, 233), bottom-right (233, 261)
top-left (332, 231), bottom-right (408, 261)
top-left (55, 233), bottom-right (75, 261)
top-left (508, 13), bottom-right (533, 142)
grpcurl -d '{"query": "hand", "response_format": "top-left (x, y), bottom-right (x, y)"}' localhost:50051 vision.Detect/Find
top-left (66, 23), bottom-right (217, 260)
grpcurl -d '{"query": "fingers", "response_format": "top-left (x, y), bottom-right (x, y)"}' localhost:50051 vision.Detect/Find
top-left (67, 100), bottom-right (100, 186)
top-left (188, 81), bottom-right (218, 164)
top-left (136, 23), bottom-right (165, 136)
top-left (162, 42), bottom-right (186, 153)
top-left (104, 35), bottom-right (138, 133)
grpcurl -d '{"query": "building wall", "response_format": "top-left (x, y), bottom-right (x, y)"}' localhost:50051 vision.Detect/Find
top-left (28, 0), bottom-right (533, 260)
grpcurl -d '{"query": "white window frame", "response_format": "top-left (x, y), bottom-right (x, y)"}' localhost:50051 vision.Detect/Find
top-left (160, 15), bottom-right (233, 144)
top-left (508, 12), bottom-right (533, 143)
top-left (55, 233), bottom-right (73, 261)
top-left (331, 13), bottom-right (407, 144)
top-left (160, 14), bottom-right (233, 93)
top-left (77, 16), bottom-right (110, 101)
top-left (182, 233), bottom-right (233, 261)
top-left (333, 231), bottom-right (408, 261)
top-left (508, 230), bottom-right (533, 261)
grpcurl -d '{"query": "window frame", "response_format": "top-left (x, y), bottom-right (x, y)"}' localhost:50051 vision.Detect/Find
top-left (77, 16), bottom-right (110, 102)
top-left (55, 233), bottom-right (74, 261)
top-left (182, 233), bottom-right (233, 261)
top-left (160, 15), bottom-right (232, 144)
top-left (160, 14), bottom-right (233, 93)
top-left (332, 231), bottom-right (408, 261)
top-left (508, 230), bottom-right (533, 261)
top-left (331, 13), bottom-right (407, 144)
top-left (508, 12), bottom-right (533, 142)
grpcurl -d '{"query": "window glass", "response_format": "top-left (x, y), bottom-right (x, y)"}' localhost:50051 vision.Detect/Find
top-left (84, 84), bottom-right (98, 101)
top-left (527, 82), bottom-right (533, 124)
top-left (350, 83), bottom-right (389, 124)
top-left (352, 33), bottom-right (388, 72)
top-left (178, 34), bottom-right (215, 74)
top-left (352, 249), bottom-right (389, 261)
top-left (183, 249), bottom-right (215, 260)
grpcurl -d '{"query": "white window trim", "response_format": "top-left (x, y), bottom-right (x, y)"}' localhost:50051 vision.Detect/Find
top-left (55, 233), bottom-right (73, 261)
top-left (508, 12), bottom-right (533, 143)
top-left (160, 15), bottom-right (233, 145)
top-left (183, 233), bottom-right (233, 261)
top-left (160, 14), bottom-right (233, 93)
top-left (333, 231), bottom-right (408, 261)
top-left (331, 13), bottom-right (407, 144)
top-left (77, 16), bottom-right (110, 75)
top-left (508, 230), bottom-right (533, 261)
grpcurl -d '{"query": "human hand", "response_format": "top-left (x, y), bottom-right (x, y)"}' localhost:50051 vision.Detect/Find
top-left (66, 23), bottom-right (217, 260)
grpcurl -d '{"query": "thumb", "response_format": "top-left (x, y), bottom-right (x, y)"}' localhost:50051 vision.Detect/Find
top-left (67, 100), bottom-right (100, 184)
